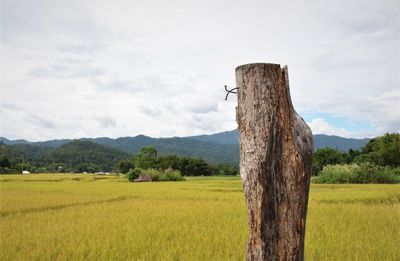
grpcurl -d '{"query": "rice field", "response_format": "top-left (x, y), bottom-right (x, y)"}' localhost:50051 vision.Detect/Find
top-left (1, 174), bottom-right (399, 260)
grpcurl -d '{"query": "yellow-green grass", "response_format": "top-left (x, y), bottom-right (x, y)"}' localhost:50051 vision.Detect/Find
top-left (0, 174), bottom-right (399, 260)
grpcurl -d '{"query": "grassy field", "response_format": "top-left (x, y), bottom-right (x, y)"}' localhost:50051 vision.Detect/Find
top-left (1, 174), bottom-right (399, 260)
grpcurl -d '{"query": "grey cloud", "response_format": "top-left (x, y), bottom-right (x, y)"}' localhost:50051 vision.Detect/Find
top-left (1, 0), bottom-right (399, 140)
top-left (1, 0), bottom-right (110, 44)
top-left (93, 79), bottom-right (145, 93)
top-left (189, 103), bottom-right (219, 114)
top-left (30, 63), bottom-right (105, 79)
top-left (0, 101), bottom-right (22, 111)
top-left (57, 41), bottom-right (106, 57)
top-left (97, 117), bottom-right (117, 128)
top-left (26, 114), bottom-right (56, 129)
top-left (92, 74), bottom-right (189, 95)
top-left (140, 106), bottom-right (162, 118)
top-left (327, 1), bottom-right (399, 38)
top-left (190, 114), bottom-right (220, 133)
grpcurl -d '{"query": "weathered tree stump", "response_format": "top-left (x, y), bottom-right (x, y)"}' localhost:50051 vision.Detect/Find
top-left (235, 63), bottom-right (313, 261)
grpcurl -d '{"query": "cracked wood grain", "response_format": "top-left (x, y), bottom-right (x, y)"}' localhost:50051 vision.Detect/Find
top-left (236, 63), bottom-right (313, 261)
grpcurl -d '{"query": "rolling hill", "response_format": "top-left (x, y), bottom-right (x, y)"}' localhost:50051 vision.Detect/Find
top-left (0, 140), bottom-right (132, 172)
top-left (1, 130), bottom-right (370, 166)
top-left (188, 129), bottom-right (370, 151)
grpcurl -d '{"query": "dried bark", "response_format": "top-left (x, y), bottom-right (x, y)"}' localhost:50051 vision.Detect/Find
top-left (235, 63), bottom-right (313, 261)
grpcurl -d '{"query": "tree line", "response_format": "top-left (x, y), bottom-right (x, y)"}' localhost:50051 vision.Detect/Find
top-left (0, 140), bottom-right (239, 176)
top-left (1, 133), bottom-right (398, 182)
top-left (119, 146), bottom-right (239, 176)
top-left (313, 133), bottom-right (399, 183)
top-left (0, 140), bottom-right (131, 173)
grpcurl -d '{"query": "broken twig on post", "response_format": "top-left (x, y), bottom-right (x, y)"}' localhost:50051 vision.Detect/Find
top-left (224, 85), bottom-right (238, 100)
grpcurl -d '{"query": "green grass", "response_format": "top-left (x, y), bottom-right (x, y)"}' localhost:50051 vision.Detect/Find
top-left (1, 174), bottom-right (399, 260)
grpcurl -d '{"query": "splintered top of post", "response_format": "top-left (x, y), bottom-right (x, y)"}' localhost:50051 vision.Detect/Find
top-left (235, 63), bottom-right (283, 72)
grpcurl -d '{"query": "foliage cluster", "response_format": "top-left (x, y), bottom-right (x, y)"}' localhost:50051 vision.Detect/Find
top-left (139, 168), bottom-right (185, 182)
top-left (356, 133), bottom-right (399, 166)
top-left (0, 140), bottom-right (239, 176)
top-left (126, 168), bottom-right (184, 182)
top-left (126, 168), bottom-right (141, 182)
top-left (120, 146), bottom-right (238, 177)
top-left (314, 163), bottom-right (400, 184)
top-left (312, 133), bottom-right (399, 183)
top-left (0, 140), bottom-right (131, 174)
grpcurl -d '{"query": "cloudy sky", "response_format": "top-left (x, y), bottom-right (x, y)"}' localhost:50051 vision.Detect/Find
top-left (1, 0), bottom-right (399, 141)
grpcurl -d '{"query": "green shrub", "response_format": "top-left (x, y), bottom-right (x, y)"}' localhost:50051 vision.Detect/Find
top-left (141, 168), bottom-right (185, 182)
top-left (127, 168), bottom-right (141, 182)
top-left (158, 169), bottom-right (185, 181)
top-left (314, 163), bottom-right (400, 184)
top-left (315, 164), bottom-right (355, 183)
top-left (373, 166), bottom-right (400, 184)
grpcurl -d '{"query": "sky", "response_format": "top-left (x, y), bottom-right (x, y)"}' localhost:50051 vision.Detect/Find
top-left (1, 0), bottom-right (399, 141)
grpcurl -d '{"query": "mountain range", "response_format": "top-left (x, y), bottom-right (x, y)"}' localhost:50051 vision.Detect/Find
top-left (0, 130), bottom-right (369, 165)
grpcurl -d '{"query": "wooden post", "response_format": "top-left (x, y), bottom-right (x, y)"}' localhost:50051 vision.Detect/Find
top-left (235, 63), bottom-right (313, 261)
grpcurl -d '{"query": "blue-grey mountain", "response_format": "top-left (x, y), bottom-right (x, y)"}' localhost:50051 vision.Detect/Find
top-left (0, 130), bottom-right (370, 166)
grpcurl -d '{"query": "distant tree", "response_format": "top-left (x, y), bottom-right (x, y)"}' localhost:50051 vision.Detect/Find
top-left (312, 148), bottom-right (344, 175)
top-left (75, 163), bottom-right (99, 173)
top-left (119, 160), bottom-right (134, 174)
top-left (178, 157), bottom-right (212, 176)
top-left (138, 146), bottom-right (157, 158)
top-left (0, 156), bottom-right (10, 168)
top-left (355, 133), bottom-right (400, 167)
top-left (0, 156), bottom-right (11, 173)
top-left (15, 162), bottom-right (33, 173)
top-left (342, 149), bottom-right (361, 164)
top-left (157, 155), bottom-right (181, 170)
top-left (127, 168), bottom-right (141, 182)
top-left (217, 164), bottom-right (239, 176)
top-left (135, 146), bottom-right (158, 169)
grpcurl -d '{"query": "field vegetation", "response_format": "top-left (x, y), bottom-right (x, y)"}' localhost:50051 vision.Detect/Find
top-left (313, 133), bottom-right (399, 183)
top-left (1, 174), bottom-right (399, 260)
top-left (315, 163), bottom-right (400, 184)
top-left (125, 168), bottom-right (185, 182)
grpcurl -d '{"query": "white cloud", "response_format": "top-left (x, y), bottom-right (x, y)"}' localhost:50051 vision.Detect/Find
top-left (307, 118), bottom-right (376, 139)
top-left (0, 0), bottom-right (399, 141)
